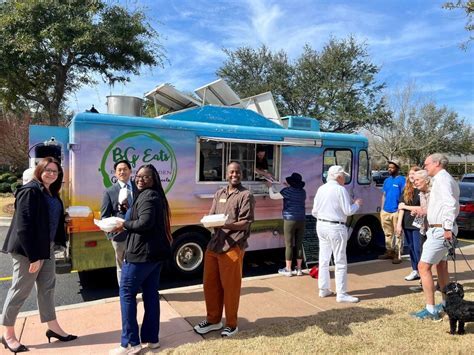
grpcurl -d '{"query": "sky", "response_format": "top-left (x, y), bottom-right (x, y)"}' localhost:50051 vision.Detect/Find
top-left (71, 0), bottom-right (474, 126)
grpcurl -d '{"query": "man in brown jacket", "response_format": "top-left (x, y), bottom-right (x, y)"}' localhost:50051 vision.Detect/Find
top-left (194, 162), bottom-right (255, 338)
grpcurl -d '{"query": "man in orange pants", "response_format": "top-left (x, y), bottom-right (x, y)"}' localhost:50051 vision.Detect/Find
top-left (194, 162), bottom-right (255, 338)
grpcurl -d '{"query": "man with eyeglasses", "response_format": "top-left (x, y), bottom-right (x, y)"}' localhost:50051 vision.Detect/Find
top-left (100, 160), bottom-right (137, 286)
top-left (411, 153), bottom-right (460, 320)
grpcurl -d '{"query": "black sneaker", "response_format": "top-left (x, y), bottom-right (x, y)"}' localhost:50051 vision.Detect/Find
top-left (193, 320), bottom-right (223, 335)
top-left (409, 285), bottom-right (423, 292)
top-left (221, 326), bottom-right (238, 337)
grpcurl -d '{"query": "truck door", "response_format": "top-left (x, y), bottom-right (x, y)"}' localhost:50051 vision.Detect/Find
top-left (322, 148), bottom-right (354, 191)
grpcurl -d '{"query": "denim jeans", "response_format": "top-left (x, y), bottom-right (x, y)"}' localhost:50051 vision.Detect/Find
top-left (120, 260), bottom-right (162, 347)
top-left (404, 229), bottom-right (421, 271)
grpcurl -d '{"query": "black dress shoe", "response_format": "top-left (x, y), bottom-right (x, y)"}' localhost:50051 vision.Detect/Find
top-left (1, 336), bottom-right (29, 353)
top-left (45, 329), bottom-right (78, 343)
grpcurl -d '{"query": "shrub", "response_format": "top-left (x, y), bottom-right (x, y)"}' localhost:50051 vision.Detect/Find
top-left (0, 173), bottom-right (13, 183)
top-left (0, 173), bottom-right (16, 184)
top-left (11, 181), bottom-right (22, 192)
top-left (0, 182), bottom-right (12, 193)
top-left (7, 176), bottom-right (18, 184)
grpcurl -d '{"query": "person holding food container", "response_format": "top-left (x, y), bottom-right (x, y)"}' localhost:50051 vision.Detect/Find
top-left (194, 162), bottom-right (255, 338)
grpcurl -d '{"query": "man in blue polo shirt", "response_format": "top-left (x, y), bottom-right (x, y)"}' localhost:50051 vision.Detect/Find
top-left (378, 160), bottom-right (405, 264)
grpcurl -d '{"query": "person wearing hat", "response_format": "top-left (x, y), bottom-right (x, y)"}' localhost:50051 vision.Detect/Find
top-left (266, 172), bottom-right (307, 276)
top-left (379, 159), bottom-right (406, 263)
top-left (311, 165), bottom-right (362, 303)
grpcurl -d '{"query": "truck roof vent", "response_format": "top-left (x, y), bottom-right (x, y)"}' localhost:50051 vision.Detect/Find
top-left (281, 116), bottom-right (320, 131)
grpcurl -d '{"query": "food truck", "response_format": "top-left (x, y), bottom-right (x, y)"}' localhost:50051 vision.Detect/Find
top-left (28, 80), bottom-right (383, 276)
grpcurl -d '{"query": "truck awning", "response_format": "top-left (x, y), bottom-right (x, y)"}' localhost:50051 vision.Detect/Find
top-left (199, 136), bottom-right (322, 147)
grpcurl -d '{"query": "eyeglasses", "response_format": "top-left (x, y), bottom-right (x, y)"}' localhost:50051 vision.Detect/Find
top-left (44, 169), bottom-right (59, 175)
top-left (135, 175), bottom-right (152, 181)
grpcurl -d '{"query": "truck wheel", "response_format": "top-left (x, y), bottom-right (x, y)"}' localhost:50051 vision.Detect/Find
top-left (171, 232), bottom-right (208, 276)
top-left (349, 221), bottom-right (377, 251)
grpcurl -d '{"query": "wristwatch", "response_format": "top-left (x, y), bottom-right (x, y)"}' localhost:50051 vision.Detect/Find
top-left (443, 220), bottom-right (453, 231)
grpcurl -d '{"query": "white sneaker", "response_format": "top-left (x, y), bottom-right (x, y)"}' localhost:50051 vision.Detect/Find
top-left (278, 267), bottom-right (293, 277)
top-left (109, 344), bottom-right (142, 355)
top-left (319, 289), bottom-right (334, 298)
top-left (221, 326), bottom-right (238, 337)
top-left (336, 293), bottom-right (359, 303)
top-left (147, 342), bottom-right (160, 349)
top-left (404, 270), bottom-right (420, 281)
top-left (292, 268), bottom-right (304, 276)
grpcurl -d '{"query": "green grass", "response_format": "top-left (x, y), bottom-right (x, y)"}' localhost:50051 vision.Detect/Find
top-left (154, 283), bottom-right (474, 354)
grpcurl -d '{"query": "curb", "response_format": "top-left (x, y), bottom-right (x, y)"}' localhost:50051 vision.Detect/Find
top-left (15, 243), bottom-right (474, 319)
top-left (0, 216), bottom-right (12, 227)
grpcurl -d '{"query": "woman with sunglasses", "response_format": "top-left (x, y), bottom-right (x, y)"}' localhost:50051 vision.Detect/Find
top-left (1, 157), bottom-right (77, 353)
top-left (110, 164), bottom-right (172, 355)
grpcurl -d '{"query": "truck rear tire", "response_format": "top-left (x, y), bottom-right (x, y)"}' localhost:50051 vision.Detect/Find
top-left (171, 232), bottom-right (208, 277)
top-left (349, 220), bottom-right (380, 252)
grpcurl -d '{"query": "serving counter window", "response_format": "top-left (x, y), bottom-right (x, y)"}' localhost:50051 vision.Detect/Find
top-left (197, 139), bottom-right (280, 183)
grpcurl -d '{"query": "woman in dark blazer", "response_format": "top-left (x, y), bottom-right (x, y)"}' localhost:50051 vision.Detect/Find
top-left (1, 157), bottom-right (77, 353)
top-left (110, 164), bottom-right (172, 355)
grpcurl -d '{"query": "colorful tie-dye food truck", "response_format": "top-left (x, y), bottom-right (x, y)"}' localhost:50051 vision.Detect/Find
top-left (28, 86), bottom-right (383, 276)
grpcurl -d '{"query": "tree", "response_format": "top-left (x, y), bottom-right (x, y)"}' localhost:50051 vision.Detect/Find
top-left (0, 0), bottom-right (165, 125)
top-left (367, 84), bottom-right (473, 166)
top-left (0, 111), bottom-right (30, 171)
top-left (443, 1), bottom-right (474, 49)
top-left (217, 37), bottom-right (391, 132)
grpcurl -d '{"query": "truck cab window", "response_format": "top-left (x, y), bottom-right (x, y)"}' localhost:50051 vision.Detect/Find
top-left (322, 149), bottom-right (353, 184)
top-left (358, 150), bottom-right (370, 184)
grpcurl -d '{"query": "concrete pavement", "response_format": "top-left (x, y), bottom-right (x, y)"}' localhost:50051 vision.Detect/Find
top-left (9, 244), bottom-right (474, 354)
top-left (0, 217), bottom-right (12, 227)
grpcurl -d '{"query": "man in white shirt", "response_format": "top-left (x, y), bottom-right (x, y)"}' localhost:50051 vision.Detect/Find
top-left (411, 153), bottom-right (460, 320)
top-left (312, 165), bottom-right (362, 303)
top-left (100, 160), bottom-right (136, 286)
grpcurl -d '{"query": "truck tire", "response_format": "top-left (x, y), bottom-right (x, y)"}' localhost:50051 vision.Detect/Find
top-left (171, 232), bottom-right (208, 277)
top-left (349, 220), bottom-right (380, 252)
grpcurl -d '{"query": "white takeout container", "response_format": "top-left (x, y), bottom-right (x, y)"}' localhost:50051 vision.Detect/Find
top-left (200, 214), bottom-right (228, 228)
top-left (94, 217), bottom-right (125, 233)
top-left (66, 206), bottom-right (92, 218)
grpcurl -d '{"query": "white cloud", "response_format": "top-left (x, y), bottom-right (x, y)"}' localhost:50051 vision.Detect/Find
top-left (66, 0), bottom-right (472, 127)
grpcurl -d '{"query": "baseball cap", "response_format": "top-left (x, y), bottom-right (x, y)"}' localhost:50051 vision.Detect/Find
top-left (327, 165), bottom-right (349, 180)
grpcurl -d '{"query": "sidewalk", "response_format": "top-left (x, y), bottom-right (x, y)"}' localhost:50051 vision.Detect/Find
top-left (0, 216), bottom-right (12, 227)
top-left (15, 244), bottom-right (474, 354)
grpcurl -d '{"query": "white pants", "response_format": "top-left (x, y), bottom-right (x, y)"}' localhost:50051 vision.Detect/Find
top-left (317, 222), bottom-right (349, 295)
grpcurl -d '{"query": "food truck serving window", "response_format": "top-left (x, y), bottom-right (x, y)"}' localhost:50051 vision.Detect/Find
top-left (198, 139), bottom-right (280, 182)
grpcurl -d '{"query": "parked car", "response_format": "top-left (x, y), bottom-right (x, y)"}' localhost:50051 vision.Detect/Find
top-left (461, 173), bottom-right (474, 183)
top-left (457, 182), bottom-right (474, 237)
top-left (372, 170), bottom-right (389, 185)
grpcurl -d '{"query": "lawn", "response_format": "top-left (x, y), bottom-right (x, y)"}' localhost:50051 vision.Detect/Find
top-left (0, 193), bottom-right (14, 217)
top-left (157, 283), bottom-right (474, 354)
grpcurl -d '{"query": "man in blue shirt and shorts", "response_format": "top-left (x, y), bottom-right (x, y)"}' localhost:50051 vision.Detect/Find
top-left (379, 160), bottom-right (405, 263)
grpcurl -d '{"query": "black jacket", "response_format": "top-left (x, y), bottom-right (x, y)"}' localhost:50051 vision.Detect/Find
top-left (123, 188), bottom-right (172, 263)
top-left (2, 180), bottom-right (66, 262)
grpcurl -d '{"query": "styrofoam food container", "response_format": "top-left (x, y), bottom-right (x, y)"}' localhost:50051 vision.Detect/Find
top-left (94, 217), bottom-right (125, 233)
top-left (66, 206), bottom-right (92, 218)
top-left (200, 214), bottom-right (228, 228)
